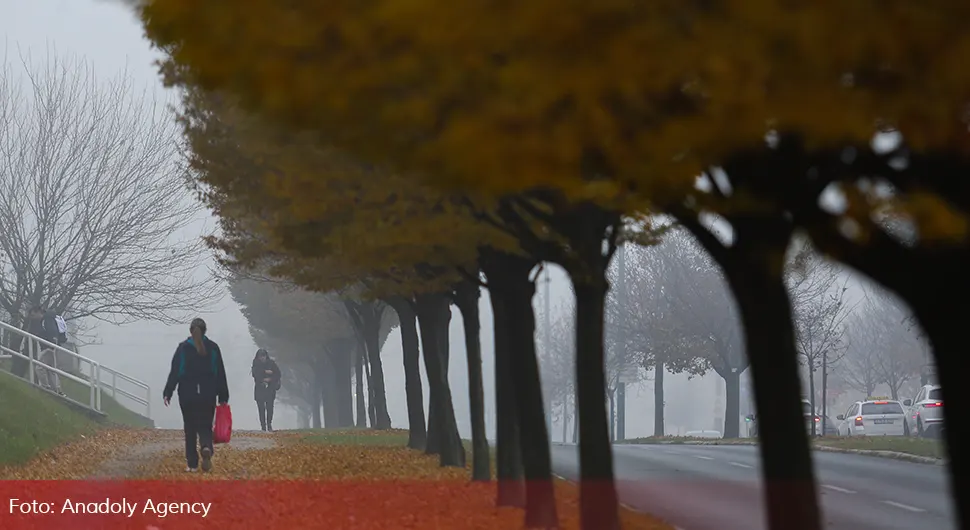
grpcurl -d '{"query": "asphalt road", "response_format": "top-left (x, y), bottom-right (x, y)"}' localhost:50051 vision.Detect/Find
top-left (550, 443), bottom-right (956, 530)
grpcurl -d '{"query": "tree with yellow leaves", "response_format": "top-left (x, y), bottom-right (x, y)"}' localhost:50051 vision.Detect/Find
top-left (170, 75), bottom-right (575, 521)
top-left (133, 2), bottom-right (970, 528)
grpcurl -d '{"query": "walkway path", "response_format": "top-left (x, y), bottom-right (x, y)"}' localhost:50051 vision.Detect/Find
top-left (0, 428), bottom-right (672, 529)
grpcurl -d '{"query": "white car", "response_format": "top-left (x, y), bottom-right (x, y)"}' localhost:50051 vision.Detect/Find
top-left (904, 385), bottom-right (944, 438)
top-left (684, 430), bottom-right (722, 439)
top-left (836, 399), bottom-right (907, 436)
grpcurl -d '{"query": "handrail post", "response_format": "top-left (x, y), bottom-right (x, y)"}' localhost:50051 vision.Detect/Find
top-left (89, 362), bottom-right (96, 409)
top-left (111, 371), bottom-right (117, 398)
top-left (95, 364), bottom-right (102, 412)
top-left (27, 339), bottom-right (34, 385)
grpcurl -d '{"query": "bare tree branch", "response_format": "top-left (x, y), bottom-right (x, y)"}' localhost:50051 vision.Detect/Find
top-left (0, 49), bottom-right (221, 328)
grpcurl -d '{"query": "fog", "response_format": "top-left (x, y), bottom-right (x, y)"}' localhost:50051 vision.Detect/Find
top-left (0, 0), bottom-right (726, 435)
top-left (1, 0), bottom-right (932, 437)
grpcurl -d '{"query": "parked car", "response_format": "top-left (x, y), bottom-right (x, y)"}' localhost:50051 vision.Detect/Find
top-left (684, 430), bottom-right (722, 439)
top-left (905, 384), bottom-right (944, 438)
top-left (742, 399), bottom-right (833, 437)
top-left (836, 398), bottom-right (907, 436)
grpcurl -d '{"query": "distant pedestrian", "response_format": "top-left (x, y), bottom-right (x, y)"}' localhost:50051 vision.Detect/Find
top-left (162, 318), bottom-right (229, 473)
top-left (251, 348), bottom-right (281, 431)
top-left (25, 306), bottom-right (64, 395)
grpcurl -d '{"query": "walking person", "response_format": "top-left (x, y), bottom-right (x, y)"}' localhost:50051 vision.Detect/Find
top-left (25, 306), bottom-right (65, 395)
top-left (251, 348), bottom-right (281, 431)
top-left (162, 318), bottom-right (229, 473)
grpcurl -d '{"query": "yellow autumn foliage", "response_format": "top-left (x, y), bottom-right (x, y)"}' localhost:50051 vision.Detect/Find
top-left (178, 89), bottom-right (510, 296)
top-left (140, 0), bottom-right (970, 210)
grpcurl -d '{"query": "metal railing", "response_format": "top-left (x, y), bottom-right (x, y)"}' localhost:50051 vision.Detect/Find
top-left (0, 320), bottom-right (151, 419)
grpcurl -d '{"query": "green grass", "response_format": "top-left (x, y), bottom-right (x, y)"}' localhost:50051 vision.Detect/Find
top-left (621, 436), bottom-right (753, 445)
top-left (297, 428), bottom-right (495, 464)
top-left (60, 378), bottom-right (153, 428)
top-left (0, 358), bottom-right (153, 428)
top-left (621, 435), bottom-right (945, 459)
top-left (301, 428), bottom-right (411, 447)
top-left (0, 372), bottom-right (101, 466)
top-left (814, 436), bottom-right (945, 459)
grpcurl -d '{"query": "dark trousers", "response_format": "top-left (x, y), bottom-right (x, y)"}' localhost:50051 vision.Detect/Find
top-left (179, 399), bottom-right (216, 468)
top-left (257, 393), bottom-right (276, 429)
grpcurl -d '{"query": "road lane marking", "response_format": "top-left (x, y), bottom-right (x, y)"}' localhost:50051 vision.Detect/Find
top-left (821, 484), bottom-right (856, 494)
top-left (729, 461), bottom-right (752, 468)
top-left (881, 500), bottom-right (925, 513)
top-left (694, 455), bottom-right (714, 461)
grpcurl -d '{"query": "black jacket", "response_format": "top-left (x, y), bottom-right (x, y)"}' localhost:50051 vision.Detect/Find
top-left (252, 357), bottom-right (281, 401)
top-left (163, 336), bottom-right (230, 404)
top-left (26, 312), bottom-right (59, 344)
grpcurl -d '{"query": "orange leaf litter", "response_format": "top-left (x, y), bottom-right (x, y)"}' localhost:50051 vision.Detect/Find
top-left (1, 428), bottom-right (673, 529)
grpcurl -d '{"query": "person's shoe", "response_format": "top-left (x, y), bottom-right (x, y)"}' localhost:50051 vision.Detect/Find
top-left (200, 447), bottom-right (212, 472)
top-left (260, 425), bottom-right (266, 432)
top-left (267, 423), bottom-right (273, 432)
top-left (185, 466), bottom-right (197, 473)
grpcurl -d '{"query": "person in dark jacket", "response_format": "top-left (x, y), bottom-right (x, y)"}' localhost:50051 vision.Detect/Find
top-left (25, 306), bottom-right (59, 344)
top-left (251, 348), bottom-right (281, 432)
top-left (162, 318), bottom-right (229, 473)
top-left (25, 306), bottom-right (64, 395)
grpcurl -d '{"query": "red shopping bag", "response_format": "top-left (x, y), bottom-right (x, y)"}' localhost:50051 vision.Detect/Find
top-left (213, 403), bottom-right (232, 444)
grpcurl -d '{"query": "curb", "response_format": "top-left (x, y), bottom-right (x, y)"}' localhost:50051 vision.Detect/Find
top-left (811, 445), bottom-right (945, 465)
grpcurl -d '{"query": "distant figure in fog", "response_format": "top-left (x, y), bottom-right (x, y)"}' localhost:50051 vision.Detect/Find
top-left (25, 305), bottom-right (64, 395)
top-left (251, 348), bottom-right (281, 432)
top-left (163, 317), bottom-right (229, 473)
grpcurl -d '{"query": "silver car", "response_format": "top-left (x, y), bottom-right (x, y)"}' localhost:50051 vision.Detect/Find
top-left (905, 385), bottom-right (944, 438)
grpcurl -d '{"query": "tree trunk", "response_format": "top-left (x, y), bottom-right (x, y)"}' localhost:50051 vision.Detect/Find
top-left (454, 279), bottom-right (491, 481)
top-left (913, 299), bottom-right (969, 529)
top-left (329, 350), bottom-right (355, 427)
top-left (654, 360), bottom-right (665, 437)
top-left (317, 354), bottom-right (337, 428)
top-left (729, 269), bottom-right (821, 530)
top-left (312, 382), bottom-right (323, 429)
top-left (314, 363), bottom-right (327, 429)
top-left (608, 389), bottom-right (616, 442)
top-left (573, 279), bottom-right (620, 530)
top-left (426, 394), bottom-right (441, 455)
top-left (722, 369), bottom-right (741, 439)
top-left (888, 381), bottom-right (900, 401)
top-left (821, 358), bottom-right (828, 435)
top-left (354, 348), bottom-right (367, 428)
top-left (808, 366), bottom-right (816, 437)
top-left (388, 297), bottom-right (427, 450)
top-left (572, 392), bottom-right (579, 443)
top-left (363, 306), bottom-right (392, 429)
top-left (365, 350), bottom-right (378, 428)
top-left (415, 292), bottom-right (464, 467)
top-left (434, 292), bottom-right (464, 467)
top-left (488, 278), bottom-right (526, 507)
top-left (483, 250), bottom-right (558, 527)
top-left (562, 400), bottom-right (568, 443)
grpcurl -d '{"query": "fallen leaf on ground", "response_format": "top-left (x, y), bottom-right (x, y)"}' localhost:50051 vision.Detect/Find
top-left (0, 428), bottom-right (157, 479)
